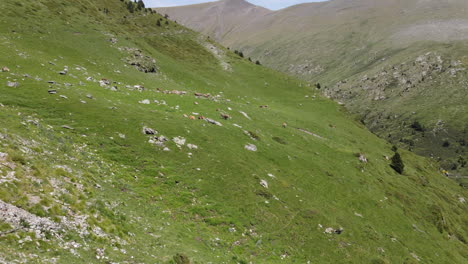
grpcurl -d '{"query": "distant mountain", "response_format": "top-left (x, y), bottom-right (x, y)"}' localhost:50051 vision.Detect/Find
top-left (158, 0), bottom-right (468, 178)
top-left (158, 0), bottom-right (271, 41)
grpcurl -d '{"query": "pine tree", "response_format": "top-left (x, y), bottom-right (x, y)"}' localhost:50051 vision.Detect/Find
top-left (127, 1), bottom-right (134, 13)
top-left (137, 0), bottom-right (145, 11)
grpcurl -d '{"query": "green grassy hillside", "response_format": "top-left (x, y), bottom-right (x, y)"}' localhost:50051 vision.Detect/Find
top-left (0, 0), bottom-right (467, 263)
top-left (159, 0), bottom-right (468, 178)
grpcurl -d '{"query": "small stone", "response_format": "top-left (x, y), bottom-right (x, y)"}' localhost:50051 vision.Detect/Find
top-left (245, 144), bottom-right (257, 152)
top-left (142, 127), bottom-right (157, 135)
top-left (139, 99), bottom-right (150, 104)
top-left (6, 81), bottom-right (19, 88)
top-left (48, 90), bottom-right (57, 94)
top-left (187, 144), bottom-right (198, 150)
top-left (358, 154), bottom-right (368, 163)
top-left (260, 179), bottom-right (268, 188)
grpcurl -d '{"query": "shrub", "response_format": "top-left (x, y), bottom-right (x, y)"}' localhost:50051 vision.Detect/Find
top-left (255, 60), bottom-right (261, 65)
top-left (390, 152), bottom-right (404, 174)
top-left (410, 121), bottom-right (424, 132)
top-left (442, 140), bottom-right (450, 147)
top-left (272, 136), bottom-right (287, 145)
top-left (173, 253), bottom-right (190, 264)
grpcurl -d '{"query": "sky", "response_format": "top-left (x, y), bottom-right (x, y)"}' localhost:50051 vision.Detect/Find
top-left (144, 0), bottom-right (328, 10)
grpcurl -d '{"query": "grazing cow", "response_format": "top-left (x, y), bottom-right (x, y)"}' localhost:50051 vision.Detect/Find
top-left (1, 67), bottom-right (10, 72)
top-left (194, 92), bottom-right (203, 97)
top-left (198, 115), bottom-right (205, 120)
top-left (189, 115), bottom-right (196, 120)
top-left (260, 105), bottom-right (269, 108)
top-left (220, 113), bottom-right (230, 120)
top-left (282, 123), bottom-right (287, 128)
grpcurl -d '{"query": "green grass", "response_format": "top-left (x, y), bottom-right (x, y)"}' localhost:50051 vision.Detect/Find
top-left (0, 0), bottom-right (466, 263)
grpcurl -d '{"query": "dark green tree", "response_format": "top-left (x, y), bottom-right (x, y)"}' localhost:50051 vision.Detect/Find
top-left (156, 20), bottom-right (161, 27)
top-left (127, 1), bottom-right (134, 13)
top-left (136, 0), bottom-right (145, 10)
top-left (390, 152), bottom-right (404, 174)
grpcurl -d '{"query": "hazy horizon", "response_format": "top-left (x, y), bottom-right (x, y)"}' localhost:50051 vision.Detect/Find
top-left (144, 0), bottom-right (328, 10)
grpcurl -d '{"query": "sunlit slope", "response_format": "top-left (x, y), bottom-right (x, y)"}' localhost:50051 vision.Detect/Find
top-left (0, 0), bottom-right (466, 263)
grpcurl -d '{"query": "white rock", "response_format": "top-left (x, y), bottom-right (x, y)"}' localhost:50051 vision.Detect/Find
top-left (260, 179), bottom-right (268, 188)
top-left (139, 99), bottom-right (150, 104)
top-left (187, 144), bottom-right (198, 150)
top-left (173, 137), bottom-right (186, 146)
top-left (239, 111), bottom-right (251, 120)
top-left (245, 144), bottom-right (257, 152)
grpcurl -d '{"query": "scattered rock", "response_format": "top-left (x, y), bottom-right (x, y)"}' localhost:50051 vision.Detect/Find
top-left (245, 144), bottom-right (257, 152)
top-left (6, 81), bottom-right (19, 88)
top-left (48, 90), bottom-right (57, 94)
top-left (187, 144), bottom-right (198, 150)
top-left (173, 136), bottom-right (186, 146)
top-left (239, 111), bottom-right (251, 120)
top-left (260, 180), bottom-right (268, 188)
top-left (0, 200), bottom-right (62, 235)
top-left (121, 47), bottom-right (158, 73)
top-left (358, 154), bottom-right (368, 163)
top-left (139, 99), bottom-right (150, 104)
top-left (61, 125), bottom-right (74, 130)
top-left (142, 127), bottom-right (157, 135)
top-left (410, 253), bottom-right (421, 262)
top-left (206, 118), bottom-right (222, 126)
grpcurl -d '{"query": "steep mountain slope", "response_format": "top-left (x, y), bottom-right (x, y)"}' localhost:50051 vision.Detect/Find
top-left (0, 0), bottom-right (467, 263)
top-left (158, 0), bottom-right (468, 179)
